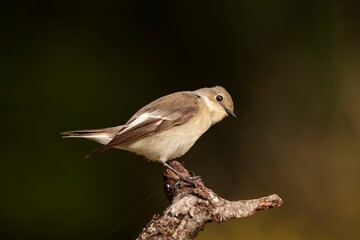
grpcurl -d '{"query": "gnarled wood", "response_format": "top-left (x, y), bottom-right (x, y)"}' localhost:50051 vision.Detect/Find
top-left (137, 161), bottom-right (283, 240)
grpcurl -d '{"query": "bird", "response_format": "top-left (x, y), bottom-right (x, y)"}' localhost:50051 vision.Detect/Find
top-left (61, 86), bottom-right (235, 174)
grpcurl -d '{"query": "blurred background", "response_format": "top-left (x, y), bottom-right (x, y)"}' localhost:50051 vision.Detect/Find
top-left (1, 1), bottom-right (359, 239)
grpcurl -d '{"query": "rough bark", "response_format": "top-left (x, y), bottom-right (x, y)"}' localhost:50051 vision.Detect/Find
top-left (137, 161), bottom-right (283, 240)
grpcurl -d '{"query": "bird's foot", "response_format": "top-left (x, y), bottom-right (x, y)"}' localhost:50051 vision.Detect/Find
top-left (163, 162), bottom-right (201, 187)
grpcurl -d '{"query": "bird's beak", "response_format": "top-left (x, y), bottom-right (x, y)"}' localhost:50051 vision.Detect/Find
top-left (225, 108), bottom-right (236, 118)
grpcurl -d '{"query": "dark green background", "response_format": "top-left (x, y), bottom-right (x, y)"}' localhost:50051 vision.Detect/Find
top-left (1, 1), bottom-right (359, 239)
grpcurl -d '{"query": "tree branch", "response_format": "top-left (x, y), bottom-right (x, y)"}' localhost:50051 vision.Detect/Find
top-left (137, 161), bottom-right (283, 240)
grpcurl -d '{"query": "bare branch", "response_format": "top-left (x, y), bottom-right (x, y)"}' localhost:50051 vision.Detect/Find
top-left (137, 161), bottom-right (283, 240)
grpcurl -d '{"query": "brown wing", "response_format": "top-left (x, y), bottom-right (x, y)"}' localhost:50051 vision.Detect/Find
top-left (86, 92), bottom-right (199, 157)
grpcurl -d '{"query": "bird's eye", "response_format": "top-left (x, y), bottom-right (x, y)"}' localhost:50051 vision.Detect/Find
top-left (216, 95), bottom-right (223, 102)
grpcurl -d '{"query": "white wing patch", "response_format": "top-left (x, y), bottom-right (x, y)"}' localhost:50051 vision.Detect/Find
top-left (127, 112), bottom-right (150, 128)
top-left (117, 111), bottom-right (167, 135)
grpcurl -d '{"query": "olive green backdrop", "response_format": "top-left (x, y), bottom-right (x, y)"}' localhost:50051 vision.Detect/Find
top-left (1, 1), bottom-right (359, 239)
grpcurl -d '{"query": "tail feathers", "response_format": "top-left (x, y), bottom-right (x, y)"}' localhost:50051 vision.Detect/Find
top-left (62, 129), bottom-right (108, 137)
top-left (61, 126), bottom-right (123, 148)
top-left (62, 126), bottom-right (122, 137)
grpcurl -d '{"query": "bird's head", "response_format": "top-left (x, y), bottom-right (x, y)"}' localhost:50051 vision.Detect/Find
top-left (196, 86), bottom-right (235, 124)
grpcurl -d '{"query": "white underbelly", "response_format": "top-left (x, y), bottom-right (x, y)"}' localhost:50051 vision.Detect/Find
top-left (115, 116), bottom-right (212, 162)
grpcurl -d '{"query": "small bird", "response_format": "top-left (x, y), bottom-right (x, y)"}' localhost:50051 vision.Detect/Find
top-left (62, 86), bottom-right (235, 173)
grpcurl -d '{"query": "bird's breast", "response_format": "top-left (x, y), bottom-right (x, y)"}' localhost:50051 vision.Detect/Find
top-left (118, 113), bottom-right (212, 162)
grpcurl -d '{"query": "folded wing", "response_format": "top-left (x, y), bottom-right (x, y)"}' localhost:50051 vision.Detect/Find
top-left (86, 92), bottom-right (199, 157)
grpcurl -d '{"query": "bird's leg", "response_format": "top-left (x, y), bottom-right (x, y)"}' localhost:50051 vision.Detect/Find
top-left (163, 162), bottom-right (201, 186)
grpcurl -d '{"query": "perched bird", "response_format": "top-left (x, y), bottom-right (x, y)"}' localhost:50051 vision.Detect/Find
top-left (62, 86), bottom-right (235, 173)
